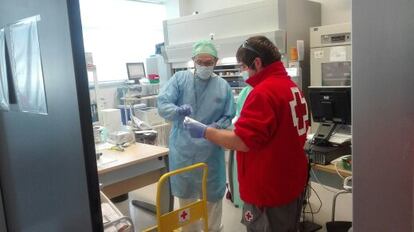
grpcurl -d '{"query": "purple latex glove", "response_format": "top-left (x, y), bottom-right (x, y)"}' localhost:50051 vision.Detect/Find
top-left (183, 117), bottom-right (207, 138)
top-left (176, 104), bottom-right (193, 117)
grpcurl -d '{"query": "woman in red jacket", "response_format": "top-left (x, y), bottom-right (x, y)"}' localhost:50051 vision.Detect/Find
top-left (184, 36), bottom-right (310, 232)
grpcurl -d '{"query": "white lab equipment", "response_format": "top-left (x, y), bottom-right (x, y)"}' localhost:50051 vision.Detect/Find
top-left (134, 106), bottom-right (164, 126)
top-left (310, 23), bottom-right (352, 86)
top-left (93, 125), bottom-right (104, 144)
top-left (130, 112), bottom-right (152, 131)
top-left (146, 54), bottom-right (171, 88)
top-left (107, 130), bottom-right (135, 146)
top-left (100, 109), bottom-right (122, 132)
top-left (286, 64), bottom-right (302, 90)
top-left (163, 0), bottom-right (320, 92)
top-left (163, 1), bottom-right (287, 68)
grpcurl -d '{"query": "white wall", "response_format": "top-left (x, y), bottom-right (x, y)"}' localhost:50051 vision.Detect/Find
top-left (310, 0), bottom-right (351, 25)
top-left (80, 0), bottom-right (166, 82)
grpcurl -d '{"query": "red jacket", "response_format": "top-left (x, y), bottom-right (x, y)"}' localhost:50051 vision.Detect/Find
top-left (234, 61), bottom-right (309, 207)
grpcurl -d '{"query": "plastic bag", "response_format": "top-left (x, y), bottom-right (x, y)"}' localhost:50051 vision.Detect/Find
top-left (6, 15), bottom-right (47, 114)
top-left (0, 27), bottom-right (9, 111)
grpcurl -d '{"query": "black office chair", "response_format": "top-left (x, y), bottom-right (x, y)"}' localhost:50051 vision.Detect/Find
top-left (131, 130), bottom-right (159, 213)
top-left (326, 176), bottom-right (352, 232)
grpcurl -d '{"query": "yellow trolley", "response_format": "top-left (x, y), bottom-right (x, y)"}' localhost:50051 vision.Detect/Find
top-left (143, 163), bottom-right (209, 232)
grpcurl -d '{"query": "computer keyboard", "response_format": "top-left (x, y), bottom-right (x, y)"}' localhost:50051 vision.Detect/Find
top-left (307, 133), bottom-right (351, 145)
top-left (329, 133), bottom-right (351, 144)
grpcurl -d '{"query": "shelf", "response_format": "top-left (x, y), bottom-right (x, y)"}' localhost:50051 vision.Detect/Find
top-left (214, 68), bottom-right (239, 72)
top-left (221, 75), bottom-right (241, 78)
top-left (121, 95), bottom-right (158, 101)
top-left (312, 163), bottom-right (352, 177)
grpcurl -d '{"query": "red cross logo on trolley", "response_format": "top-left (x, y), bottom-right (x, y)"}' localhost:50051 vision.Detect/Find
top-left (245, 210), bottom-right (253, 222)
top-left (180, 211), bottom-right (187, 220)
top-left (289, 87), bottom-right (309, 136)
top-left (179, 209), bottom-right (190, 223)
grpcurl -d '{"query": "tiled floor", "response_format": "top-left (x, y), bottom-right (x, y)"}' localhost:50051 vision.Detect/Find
top-left (114, 183), bottom-right (245, 232)
top-left (114, 153), bottom-right (245, 232)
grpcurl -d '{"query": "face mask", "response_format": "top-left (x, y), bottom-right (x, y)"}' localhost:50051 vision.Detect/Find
top-left (195, 64), bottom-right (214, 80)
top-left (241, 71), bottom-right (250, 81)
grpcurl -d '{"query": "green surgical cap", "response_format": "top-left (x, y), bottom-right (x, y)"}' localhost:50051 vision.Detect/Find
top-left (192, 40), bottom-right (218, 58)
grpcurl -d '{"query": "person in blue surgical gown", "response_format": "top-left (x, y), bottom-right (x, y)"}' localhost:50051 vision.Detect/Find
top-left (157, 40), bottom-right (235, 232)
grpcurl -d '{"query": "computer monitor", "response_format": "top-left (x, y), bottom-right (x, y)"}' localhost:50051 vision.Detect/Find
top-left (309, 86), bottom-right (351, 144)
top-left (126, 62), bottom-right (146, 82)
top-left (309, 86), bottom-right (351, 125)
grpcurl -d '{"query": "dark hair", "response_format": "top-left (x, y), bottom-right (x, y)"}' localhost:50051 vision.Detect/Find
top-left (236, 36), bottom-right (281, 69)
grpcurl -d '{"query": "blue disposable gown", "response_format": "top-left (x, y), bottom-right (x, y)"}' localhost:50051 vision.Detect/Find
top-left (157, 70), bottom-right (235, 202)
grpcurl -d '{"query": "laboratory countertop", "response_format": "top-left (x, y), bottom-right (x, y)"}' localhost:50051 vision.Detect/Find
top-left (96, 142), bottom-right (169, 175)
top-left (312, 163), bottom-right (352, 177)
top-left (121, 95), bottom-right (158, 101)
